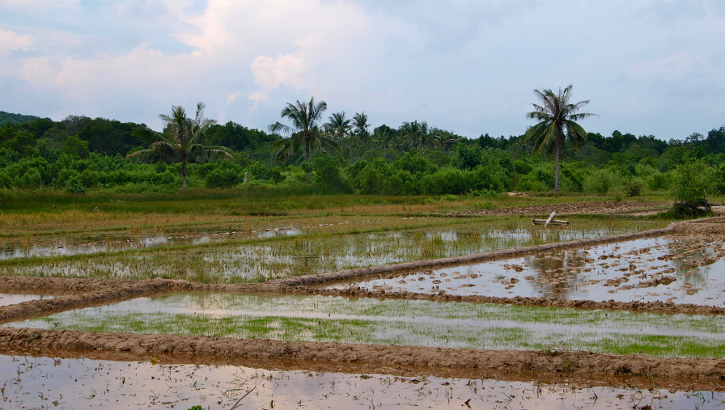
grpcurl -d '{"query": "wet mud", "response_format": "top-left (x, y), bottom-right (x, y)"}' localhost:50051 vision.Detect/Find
top-left (1, 327), bottom-right (725, 387)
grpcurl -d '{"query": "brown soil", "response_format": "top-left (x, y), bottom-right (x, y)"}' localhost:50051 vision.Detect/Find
top-left (455, 201), bottom-right (666, 216)
top-left (1, 327), bottom-right (724, 391)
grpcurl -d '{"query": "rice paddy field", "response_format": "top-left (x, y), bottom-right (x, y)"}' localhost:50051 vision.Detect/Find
top-left (3, 354), bottom-right (723, 410)
top-left (8, 292), bottom-right (725, 358)
top-left (1, 194), bottom-right (724, 409)
top-left (327, 233), bottom-right (725, 305)
top-left (0, 217), bottom-right (664, 283)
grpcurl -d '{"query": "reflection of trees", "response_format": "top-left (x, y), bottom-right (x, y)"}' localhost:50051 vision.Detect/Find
top-left (667, 236), bottom-right (712, 290)
top-left (526, 249), bottom-right (587, 300)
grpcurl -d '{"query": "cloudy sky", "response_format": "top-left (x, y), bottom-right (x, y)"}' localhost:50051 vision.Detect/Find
top-left (1, 0), bottom-right (723, 141)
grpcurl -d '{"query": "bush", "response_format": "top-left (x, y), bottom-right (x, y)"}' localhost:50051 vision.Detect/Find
top-left (670, 158), bottom-right (716, 218)
top-left (646, 172), bottom-right (670, 191)
top-left (584, 169), bottom-right (615, 195)
top-left (622, 179), bottom-right (645, 197)
top-left (64, 175), bottom-right (86, 194)
top-left (206, 161), bottom-right (243, 188)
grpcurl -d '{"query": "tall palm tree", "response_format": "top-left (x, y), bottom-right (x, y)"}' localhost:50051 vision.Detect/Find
top-left (524, 85), bottom-right (595, 191)
top-left (127, 102), bottom-right (231, 190)
top-left (268, 97), bottom-right (340, 182)
top-left (323, 112), bottom-right (352, 143)
top-left (400, 120), bottom-right (429, 149)
top-left (352, 112), bottom-right (370, 144)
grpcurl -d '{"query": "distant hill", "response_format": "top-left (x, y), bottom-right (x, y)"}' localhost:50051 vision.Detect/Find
top-left (0, 111), bottom-right (46, 126)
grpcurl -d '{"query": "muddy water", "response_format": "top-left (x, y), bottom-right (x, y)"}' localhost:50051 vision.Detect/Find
top-left (8, 292), bottom-right (725, 357)
top-left (0, 293), bottom-right (52, 307)
top-left (0, 354), bottom-right (722, 410)
top-left (332, 234), bottom-right (725, 306)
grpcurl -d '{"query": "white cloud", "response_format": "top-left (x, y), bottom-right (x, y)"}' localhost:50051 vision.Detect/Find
top-left (0, 27), bottom-right (34, 52)
top-left (0, 0), bottom-right (78, 8)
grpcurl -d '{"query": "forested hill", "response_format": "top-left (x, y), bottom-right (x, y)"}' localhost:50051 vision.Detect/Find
top-left (0, 111), bottom-right (46, 126)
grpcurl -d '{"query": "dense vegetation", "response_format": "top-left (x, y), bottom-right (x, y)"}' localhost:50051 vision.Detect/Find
top-left (0, 108), bottom-right (723, 206)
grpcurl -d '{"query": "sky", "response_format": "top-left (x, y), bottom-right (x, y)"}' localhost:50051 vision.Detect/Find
top-left (0, 0), bottom-right (724, 141)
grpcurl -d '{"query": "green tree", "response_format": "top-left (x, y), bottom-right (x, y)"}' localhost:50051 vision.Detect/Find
top-left (268, 97), bottom-right (340, 182)
top-left (524, 85), bottom-right (595, 191)
top-left (323, 112), bottom-right (352, 143)
top-left (400, 120), bottom-right (429, 149)
top-left (127, 102), bottom-right (231, 190)
top-left (352, 112), bottom-right (370, 144)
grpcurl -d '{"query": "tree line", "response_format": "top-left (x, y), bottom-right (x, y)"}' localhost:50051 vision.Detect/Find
top-left (0, 96), bottom-right (723, 201)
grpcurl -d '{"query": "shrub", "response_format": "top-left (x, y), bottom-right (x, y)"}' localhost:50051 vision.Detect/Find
top-left (584, 169), bottom-right (615, 195)
top-left (670, 158), bottom-right (716, 218)
top-left (206, 161), bottom-right (243, 188)
top-left (64, 175), bottom-right (86, 194)
top-left (622, 179), bottom-right (645, 197)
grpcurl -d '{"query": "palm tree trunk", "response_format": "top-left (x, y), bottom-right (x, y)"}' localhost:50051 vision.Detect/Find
top-left (554, 141), bottom-right (562, 192)
top-left (305, 139), bottom-right (311, 183)
top-left (182, 158), bottom-right (188, 191)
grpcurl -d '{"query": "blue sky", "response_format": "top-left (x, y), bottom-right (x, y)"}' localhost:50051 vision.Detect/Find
top-left (1, 0), bottom-right (724, 141)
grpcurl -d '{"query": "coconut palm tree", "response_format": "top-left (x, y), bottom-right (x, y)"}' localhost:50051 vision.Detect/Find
top-left (268, 97), bottom-right (340, 182)
top-left (400, 120), bottom-right (429, 149)
top-left (323, 112), bottom-right (352, 143)
top-left (352, 112), bottom-right (370, 144)
top-left (127, 102), bottom-right (231, 190)
top-left (524, 85), bottom-right (595, 191)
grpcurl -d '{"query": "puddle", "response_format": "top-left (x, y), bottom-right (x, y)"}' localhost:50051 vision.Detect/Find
top-left (331, 234), bottom-right (725, 306)
top-left (0, 354), bottom-right (722, 410)
top-left (0, 293), bottom-right (53, 307)
top-left (4, 223), bottom-right (661, 283)
top-left (7, 293), bottom-right (725, 358)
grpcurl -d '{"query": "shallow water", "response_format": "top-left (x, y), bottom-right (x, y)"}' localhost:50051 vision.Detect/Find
top-left (0, 228), bottom-right (303, 260)
top-left (331, 234), bottom-right (725, 306)
top-left (0, 293), bottom-right (52, 307)
top-left (0, 354), bottom-right (722, 410)
top-left (8, 293), bottom-right (725, 357)
top-left (4, 223), bottom-right (661, 283)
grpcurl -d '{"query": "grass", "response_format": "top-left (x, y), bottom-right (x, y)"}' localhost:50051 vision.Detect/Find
top-left (9, 292), bottom-right (725, 358)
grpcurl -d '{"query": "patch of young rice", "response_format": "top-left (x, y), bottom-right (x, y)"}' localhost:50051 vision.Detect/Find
top-left (7, 293), bottom-right (725, 358)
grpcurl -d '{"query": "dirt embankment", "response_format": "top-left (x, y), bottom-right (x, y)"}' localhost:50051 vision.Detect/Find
top-left (454, 201), bottom-right (665, 216)
top-left (1, 327), bottom-right (724, 388)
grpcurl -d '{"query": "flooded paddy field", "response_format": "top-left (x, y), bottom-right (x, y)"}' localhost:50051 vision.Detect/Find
top-left (326, 233), bottom-right (725, 306)
top-left (1, 354), bottom-right (722, 410)
top-left (0, 219), bottom-right (662, 284)
top-left (7, 292), bottom-right (725, 358)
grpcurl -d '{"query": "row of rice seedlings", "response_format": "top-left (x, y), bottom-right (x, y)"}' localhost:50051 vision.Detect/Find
top-left (9, 293), bottom-right (725, 358)
top-left (0, 218), bottom-right (664, 283)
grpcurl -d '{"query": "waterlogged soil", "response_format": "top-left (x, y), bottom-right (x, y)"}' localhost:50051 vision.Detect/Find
top-left (8, 292), bottom-right (725, 358)
top-left (327, 233), bottom-right (725, 306)
top-left (2, 354), bottom-right (723, 410)
top-left (0, 221), bottom-right (660, 283)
